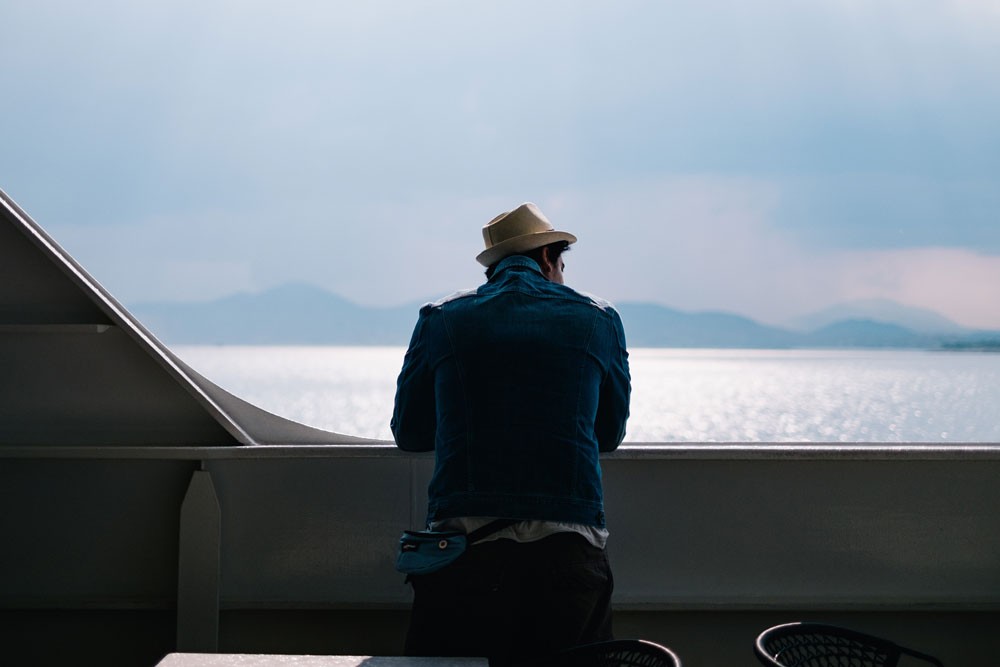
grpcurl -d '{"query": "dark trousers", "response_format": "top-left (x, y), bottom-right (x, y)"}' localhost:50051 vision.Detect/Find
top-left (404, 532), bottom-right (614, 664)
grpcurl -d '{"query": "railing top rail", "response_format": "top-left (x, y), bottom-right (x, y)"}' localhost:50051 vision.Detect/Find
top-left (2, 442), bottom-right (999, 461)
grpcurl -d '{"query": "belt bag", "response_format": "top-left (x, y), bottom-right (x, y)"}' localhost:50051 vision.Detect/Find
top-left (395, 519), bottom-right (516, 576)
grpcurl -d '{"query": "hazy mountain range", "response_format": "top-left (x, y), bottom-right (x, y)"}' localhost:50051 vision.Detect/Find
top-left (129, 283), bottom-right (1000, 350)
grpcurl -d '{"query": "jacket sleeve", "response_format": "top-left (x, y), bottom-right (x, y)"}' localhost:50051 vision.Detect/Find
top-left (595, 308), bottom-right (631, 452)
top-left (390, 309), bottom-right (436, 452)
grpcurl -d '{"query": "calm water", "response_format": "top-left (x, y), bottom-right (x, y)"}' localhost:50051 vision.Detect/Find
top-left (173, 346), bottom-right (1000, 443)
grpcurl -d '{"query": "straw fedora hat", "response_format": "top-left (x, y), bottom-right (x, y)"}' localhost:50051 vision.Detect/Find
top-left (476, 202), bottom-right (577, 267)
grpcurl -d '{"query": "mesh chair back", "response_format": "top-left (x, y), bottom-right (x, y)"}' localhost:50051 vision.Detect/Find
top-left (533, 638), bottom-right (681, 667)
top-left (754, 622), bottom-right (944, 667)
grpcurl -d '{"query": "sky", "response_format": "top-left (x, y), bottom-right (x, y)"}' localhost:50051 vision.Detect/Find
top-left (2, 0), bottom-right (999, 329)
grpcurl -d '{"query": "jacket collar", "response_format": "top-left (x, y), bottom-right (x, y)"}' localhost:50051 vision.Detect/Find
top-left (492, 255), bottom-right (543, 279)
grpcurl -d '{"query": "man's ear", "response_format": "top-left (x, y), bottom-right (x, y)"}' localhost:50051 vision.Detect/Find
top-left (540, 246), bottom-right (556, 271)
top-left (538, 245), bottom-right (563, 283)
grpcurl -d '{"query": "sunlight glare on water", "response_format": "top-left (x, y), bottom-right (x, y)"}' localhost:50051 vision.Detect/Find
top-left (173, 346), bottom-right (1000, 443)
top-left (179, 345), bottom-right (407, 440)
top-left (625, 348), bottom-right (995, 442)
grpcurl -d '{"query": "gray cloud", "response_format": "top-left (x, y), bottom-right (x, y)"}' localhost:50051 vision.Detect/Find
top-left (2, 0), bottom-right (999, 326)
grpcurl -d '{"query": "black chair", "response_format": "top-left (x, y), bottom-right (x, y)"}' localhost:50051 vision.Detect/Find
top-left (754, 622), bottom-right (944, 667)
top-left (527, 638), bottom-right (681, 667)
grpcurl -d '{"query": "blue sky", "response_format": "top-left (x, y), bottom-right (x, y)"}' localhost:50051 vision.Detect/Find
top-left (3, 0), bottom-right (999, 328)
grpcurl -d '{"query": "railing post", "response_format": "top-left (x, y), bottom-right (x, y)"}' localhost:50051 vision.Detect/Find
top-left (177, 467), bottom-right (221, 652)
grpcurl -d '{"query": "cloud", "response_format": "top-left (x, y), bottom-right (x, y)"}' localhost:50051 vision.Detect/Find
top-left (835, 248), bottom-right (1000, 330)
top-left (31, 163), bottom-right (1000, 331)
top-left (508, 178), bottom-right (1000, 330)
top-left (4, 1), bottom-right (999, 330)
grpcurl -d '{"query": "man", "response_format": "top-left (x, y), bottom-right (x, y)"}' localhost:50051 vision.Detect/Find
top-left (391, 202), bottom-right (631, 663)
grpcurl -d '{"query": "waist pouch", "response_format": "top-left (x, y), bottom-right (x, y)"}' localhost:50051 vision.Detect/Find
top-left (395, 519), bottom-right (516, 575)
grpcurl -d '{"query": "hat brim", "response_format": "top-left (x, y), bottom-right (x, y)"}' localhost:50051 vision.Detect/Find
top-left (476, 230), bottom-right (577, 267)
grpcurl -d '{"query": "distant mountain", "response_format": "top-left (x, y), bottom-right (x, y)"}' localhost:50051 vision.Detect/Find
top-left (129, 283), bottom-right (1000, 349)
top-left (790, 298), bottom-right (968, 335)
top-left (799, 319), bottom-right (937, 348)
top-left (616, 303), bottom-right (800, 348)
top-left (131, 282), bottom-right (420, 345)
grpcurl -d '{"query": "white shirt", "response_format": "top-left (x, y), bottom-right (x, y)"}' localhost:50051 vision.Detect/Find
top-left (431, 516), bottom-right (609, 549)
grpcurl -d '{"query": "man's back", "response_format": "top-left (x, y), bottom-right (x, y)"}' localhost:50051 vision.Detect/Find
top-left (392, 255), bottom-right (629, 526)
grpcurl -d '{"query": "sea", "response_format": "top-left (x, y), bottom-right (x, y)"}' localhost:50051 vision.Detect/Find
top-left (173, 346), bottom-right (1000, 444)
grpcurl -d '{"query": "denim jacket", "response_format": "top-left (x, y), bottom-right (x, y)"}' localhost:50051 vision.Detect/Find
top-left (391, 256), bottom-right (630, 527)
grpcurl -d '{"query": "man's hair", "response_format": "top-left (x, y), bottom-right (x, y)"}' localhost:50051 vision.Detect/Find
top-left (485, 240), bottom-right (571, 279)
